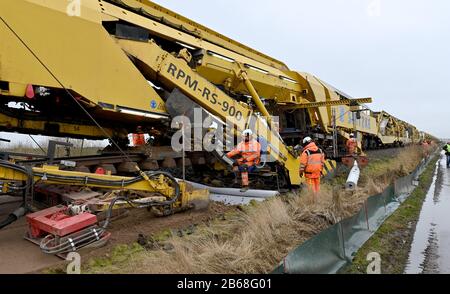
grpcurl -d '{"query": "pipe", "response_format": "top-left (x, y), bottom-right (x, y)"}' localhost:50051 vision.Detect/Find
top-left (0, 206), bottom-right (26, 229)
top-left (345, 160), bottom-right (360, 190)
top-left (210, 193), bottom-right (266, 206)
top-left (184, 180), bottom-right (279, 198)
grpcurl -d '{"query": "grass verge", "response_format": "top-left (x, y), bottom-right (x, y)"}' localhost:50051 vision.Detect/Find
top-left (43, 146), bottom-right (430, 274)
top-left (343, 155), bottom-right (439, 274)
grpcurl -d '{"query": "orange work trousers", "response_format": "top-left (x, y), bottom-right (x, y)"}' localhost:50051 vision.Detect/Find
top-left (305, 177), bottom-right (321, 194)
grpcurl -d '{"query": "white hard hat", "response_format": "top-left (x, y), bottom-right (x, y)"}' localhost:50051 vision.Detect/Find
top-left (303, 136), bottom-right (312, 144)
top-left (209, 121), bottom-right (219, 130)
top-left (243, 129), bottom-right (253, 136)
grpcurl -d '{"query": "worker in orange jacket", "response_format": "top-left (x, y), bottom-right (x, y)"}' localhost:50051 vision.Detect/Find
top-left (132, 126), bottom-right (146, 147)
top-left (226, 129), bottom-right (261, 192)
top-left (299, 137), bottom-right (325, 195)
top-left (346, 133), bottom-right (358, 155)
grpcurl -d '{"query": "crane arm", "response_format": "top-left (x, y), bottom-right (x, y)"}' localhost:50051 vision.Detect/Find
top-left (282, 98), bottom-right (373, 109)
top-left (116, 38), bottom-right (302, 185)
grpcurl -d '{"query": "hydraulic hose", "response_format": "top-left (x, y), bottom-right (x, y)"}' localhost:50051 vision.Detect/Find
top-left (40, 173), bottom-right (181, 254)
top-left (0, 206), bottom-right (27, 229)
top-left (0, 161), bottom-right (181, 253)
top-left (32, 171), bottom-right (179, 191)
top-left (0, 215), bottom-right (17, 230)
top-left (0, 161), bottom-right (33, 229)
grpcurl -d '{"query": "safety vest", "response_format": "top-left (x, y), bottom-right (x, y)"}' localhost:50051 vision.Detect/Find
top-left (227, 139), bottom-right (261, 166)
top-left (445, 144), bottom-right (450, 153)
top-left (305, 149), bottom-right (324, 174)
top-left (300, 143), bottom-right (325, 178)
top-left (132, 133), bottom-right (146, 146)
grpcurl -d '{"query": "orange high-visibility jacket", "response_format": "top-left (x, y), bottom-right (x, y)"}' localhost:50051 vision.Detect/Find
top-left (300, 142), bottom-right (325, 179)
top-left (346, 138), bottom-right (358, 154)
top-left (226, 139), bottom-right (261, 166)
top-left (132, 133), bottom-right (146, 146)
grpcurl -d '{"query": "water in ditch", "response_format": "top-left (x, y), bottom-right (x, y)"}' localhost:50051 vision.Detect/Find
top-left (405, 152), bottom-right (450, 274)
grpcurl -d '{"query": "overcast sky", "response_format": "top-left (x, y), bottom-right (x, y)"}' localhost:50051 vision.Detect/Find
top-left (154, 0), bottom-right (449, 138)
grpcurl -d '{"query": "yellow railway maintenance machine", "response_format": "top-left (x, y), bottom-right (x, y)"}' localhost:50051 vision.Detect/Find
top-left (0, 0), bottom-right (362, 187)
top-left (0, 0), bottom-right (384, 254)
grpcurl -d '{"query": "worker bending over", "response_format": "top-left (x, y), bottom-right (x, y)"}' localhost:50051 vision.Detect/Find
top-left (346, 133), bottom-right (358, 155)
top-left (444, 142), bottom-right (450, 168)
top-left (227, 129), bottom-right (261, 192)
top-left (299, 137), bottom-right (325, 195)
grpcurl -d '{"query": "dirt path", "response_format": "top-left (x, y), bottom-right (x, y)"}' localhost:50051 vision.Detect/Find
top-left (0, 199), bottom-right (62, 274)
top-left (0, 196), bottom-right (234, 273)
top-left (80, 202), bottom-right (233, 263)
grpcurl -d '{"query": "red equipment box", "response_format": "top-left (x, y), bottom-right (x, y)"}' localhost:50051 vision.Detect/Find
top-left (26, 205), bottom-right (97, 238)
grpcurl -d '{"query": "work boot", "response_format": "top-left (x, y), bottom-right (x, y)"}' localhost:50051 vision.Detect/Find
top-left (240, 186), bottom-right (249, 193)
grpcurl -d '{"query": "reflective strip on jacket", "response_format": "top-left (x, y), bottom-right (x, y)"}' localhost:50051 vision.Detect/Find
top-left (444, 144), bottom-right (450, 154)
top-left (300, 142), bottom-right (325, 179)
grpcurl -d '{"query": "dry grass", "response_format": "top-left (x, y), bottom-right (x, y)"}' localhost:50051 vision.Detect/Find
top-left (363, 146), bottom-right (423, 180)
top-left (2, 140), bottom-right (103, 157)
top-left (85, 145), bottom-right (431, 274)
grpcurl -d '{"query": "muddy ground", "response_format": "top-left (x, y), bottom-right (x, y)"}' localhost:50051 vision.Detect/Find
top-left (0, 196), bottom-right (235, 274)
top-left (0, 197), bottom-right (62, 274)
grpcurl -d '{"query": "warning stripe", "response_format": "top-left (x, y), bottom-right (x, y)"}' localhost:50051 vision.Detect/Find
top-left (323, 160), bottom-right (337, 176)
top-left (323, 161), bottom-right (331, 175)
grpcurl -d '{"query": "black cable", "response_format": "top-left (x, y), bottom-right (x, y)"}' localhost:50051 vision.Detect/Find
top-left (28, 135), bottom-right (46, 155)
top-left (40, 180), bottom-right (181, 254)
top-left (0, 215), bottom-right (17, 230)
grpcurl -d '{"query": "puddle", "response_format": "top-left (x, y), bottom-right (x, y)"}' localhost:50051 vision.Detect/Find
top-left (405, 153), bottom-right (450, 274)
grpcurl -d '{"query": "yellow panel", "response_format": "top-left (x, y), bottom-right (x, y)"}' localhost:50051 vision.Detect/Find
top-left (0, 113), bottom-right (119, 139)
top-left (196, 53), bottom-right (302, 102)
top-left (0, 0), bottom-right (167, 115)
top-left (116, 39), bottom-right (252, 132)
top-left (333, 105), bottom-right (378, 135)
top-left (295, 72), bottom-right (329, 132)
top-left (100, 1), bottom-right (294, 80)
top-left (111, 0), bottom-right (288, 71)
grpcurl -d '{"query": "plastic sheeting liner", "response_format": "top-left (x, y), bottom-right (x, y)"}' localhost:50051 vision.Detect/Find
top-left (273, 153), bottom-right (436, 274)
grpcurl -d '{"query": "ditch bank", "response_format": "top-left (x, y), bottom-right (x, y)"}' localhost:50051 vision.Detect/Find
top-left (273, 152), bottom-right (438, 274)
top-left (344, 155), bottom-right (439, 274)
top-left (66, 147), bottom-right (427, 274)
